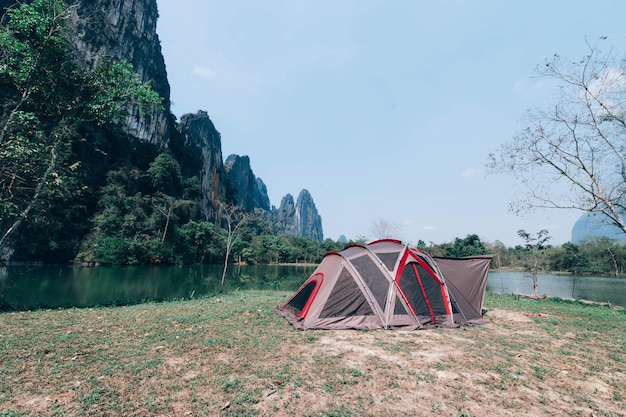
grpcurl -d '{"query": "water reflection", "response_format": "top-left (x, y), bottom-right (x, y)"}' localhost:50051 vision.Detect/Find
top-left (0, 264), bottom-right (316, 311)
top-left (1, 265), bottom-right (624, 311)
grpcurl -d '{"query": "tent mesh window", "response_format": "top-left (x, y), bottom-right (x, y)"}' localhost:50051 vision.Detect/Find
top-left (398, 264), bottom-right (428, 316)
top-left (398, 262), bottom-right (447, 318)
top-left (350, 254), bottom-right (389, 310)
top-left (414, 263), bottom-right (447, 314)
top-left (286, 277), bottom-right (320, 315)
top-left (319, 267), bottom-right (374, 318)
top-left (376, 251), bottom-right (401, 271)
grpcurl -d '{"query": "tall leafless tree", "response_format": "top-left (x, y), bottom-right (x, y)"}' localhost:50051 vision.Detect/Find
top-left (488, 38), bottom-right (626, 237)
top-left (369, 217), bottom-right (401, 240)
top-left (217, 203), bottom-right (252, 285)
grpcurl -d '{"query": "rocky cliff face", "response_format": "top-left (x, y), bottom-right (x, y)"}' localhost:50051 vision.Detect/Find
top-left (224, 155), bottom-right (270, 213)
top-left (73, 0), bottom-right (172, 146)
top-left (254, 178), bottom-right (270, 212)
top-left (274, 190), bottom-right (324, 241)
top-left (178, 111), bottom-right (226, 221)
top-left (1, 0), bottom-right (173, 146)
top-left (295, 189), bottom-right (324, 241)
top-left (275, 194), bottom-right (296, 235)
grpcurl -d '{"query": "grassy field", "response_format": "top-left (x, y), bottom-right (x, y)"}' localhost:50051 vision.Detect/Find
top-left (0, 290), bottom-right (624, 417)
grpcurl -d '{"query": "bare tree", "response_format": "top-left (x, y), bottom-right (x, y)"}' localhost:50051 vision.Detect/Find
top-left (488, 38), bottom-right (626, 236)
top-left (369, 217), bottom-right (401, 240)
top-left (218, 203), bottom-right (252, 285)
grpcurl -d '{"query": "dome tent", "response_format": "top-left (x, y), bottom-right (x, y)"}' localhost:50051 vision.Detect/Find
top-left (276, 239), bottom-right (493, 330)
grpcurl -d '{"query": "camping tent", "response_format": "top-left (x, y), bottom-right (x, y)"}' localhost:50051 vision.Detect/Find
top-left (276, 239), bottom-right (494, 330)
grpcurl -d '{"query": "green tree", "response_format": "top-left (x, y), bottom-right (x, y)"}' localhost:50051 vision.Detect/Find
top-left (258, 234), bottom-right (285, 264)
top-left (518, 229), bottom-right (551, 296)
top-left (0, 0), bottom-right (162, 261)
top-left (550, 242), bottom-right (589, 274)
top-left (177, 220), bottom-right (222, 264)
top-left (147, 153), bottom-right (182, 197)
top-left (146, 153), bottom-right (191, 244)
top-left (444, 234), bottom-right (488, 258)
top-left (322, 238), bottom-right (345, 255)
top-left (579, 237), bottom-right (625, 276)
top-left (415, 240), bottom-right (429, 251)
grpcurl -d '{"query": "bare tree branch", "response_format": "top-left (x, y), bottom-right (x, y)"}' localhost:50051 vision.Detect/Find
top-left (488, 38), bottom-right (626, 237)
top-left (217, 202), bottom-right (253, 285)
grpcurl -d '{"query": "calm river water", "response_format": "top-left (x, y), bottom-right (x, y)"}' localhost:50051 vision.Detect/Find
top-left (1, 264), bottom-right (625, 311)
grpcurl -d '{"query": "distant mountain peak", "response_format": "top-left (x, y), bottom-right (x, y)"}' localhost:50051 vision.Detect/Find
top-left (274, 190), bottom-right (324, 241)
top-left (571, 212), bottom-right (626, 243)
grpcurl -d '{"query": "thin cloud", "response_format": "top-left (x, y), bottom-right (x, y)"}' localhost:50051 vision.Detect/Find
top-left (193, 65), bottom-right (216, 79)
top-left (423, 225), bottom-right (436, 231)
top-left (462, 168), bottom-right (480, 178)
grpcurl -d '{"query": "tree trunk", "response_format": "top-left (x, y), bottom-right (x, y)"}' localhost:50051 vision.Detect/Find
top-left (607, 248), bottom-right (619, 277)
top-left (221, 224), bottom-right (233, 286)
top-left (0, 89), bottom-right (30, 146)
top-left (161, 204), bottom-right (172, 244)
top-left (0, 142), bottom-right (58, 261)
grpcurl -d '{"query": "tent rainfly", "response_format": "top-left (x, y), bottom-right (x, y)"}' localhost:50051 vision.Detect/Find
top-left (276, 239), bottom-right (494, 330)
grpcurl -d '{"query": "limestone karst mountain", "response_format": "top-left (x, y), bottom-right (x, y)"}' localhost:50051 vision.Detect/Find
top-left (0, 0), bottom-right (326, 262)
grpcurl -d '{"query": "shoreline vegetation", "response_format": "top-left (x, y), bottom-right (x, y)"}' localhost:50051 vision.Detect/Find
top-left (1, 290), bottom-right (624, 417)
top-left (493, 266), bottom-right (626, 279)
top-left (4, 261), bottom-right (626, 279)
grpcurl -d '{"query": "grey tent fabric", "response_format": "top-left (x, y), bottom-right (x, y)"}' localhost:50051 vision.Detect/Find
top-left (434, 255), bottom-right (493, 324)
top-left (276, 239), bottom-right (494, 331)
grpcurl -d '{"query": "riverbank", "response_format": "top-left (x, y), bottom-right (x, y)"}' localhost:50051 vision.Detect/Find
top-left (491, 266), bottom-right (626, 278)
top-left (1, 291), bottom-right (624, 416)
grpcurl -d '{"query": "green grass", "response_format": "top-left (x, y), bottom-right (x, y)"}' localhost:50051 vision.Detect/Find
top-left (0, 290), bottom-right (624, 416)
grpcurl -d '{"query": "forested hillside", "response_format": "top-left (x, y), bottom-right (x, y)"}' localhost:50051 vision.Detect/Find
top-left (0, 0), bottom-right (326, 265)
top-left (0, 0), bottom-right (165, 263)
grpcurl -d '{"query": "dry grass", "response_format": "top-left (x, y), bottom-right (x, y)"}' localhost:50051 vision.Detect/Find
top-left (0, 291), bottom-right (624, 417)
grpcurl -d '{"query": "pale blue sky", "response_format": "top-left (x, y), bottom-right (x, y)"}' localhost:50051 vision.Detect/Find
top-left (155, 0), bottom-right (626, 246)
